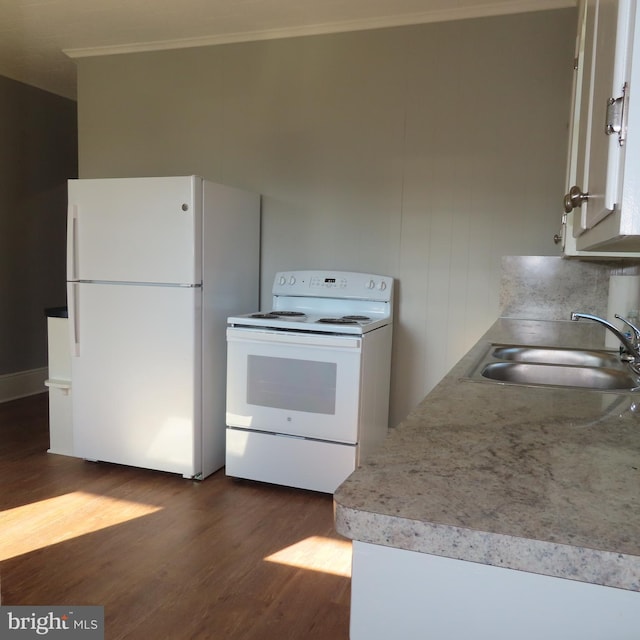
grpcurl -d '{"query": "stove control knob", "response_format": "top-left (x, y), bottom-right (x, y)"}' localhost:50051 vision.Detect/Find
top-left (278, 276), bottom-right (286, 286)
top-left (378, 281), bottom-right (387, 291)
top-left (367, 280), bottom-right (375, 290)
top-left (289, 276), bottom-right (296, 285)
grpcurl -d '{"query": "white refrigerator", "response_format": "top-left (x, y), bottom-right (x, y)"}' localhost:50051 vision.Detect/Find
top-left (66, 176), bottom-right (260, 479)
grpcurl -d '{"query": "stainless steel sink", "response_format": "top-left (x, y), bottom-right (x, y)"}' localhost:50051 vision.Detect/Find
top-left (480, 362), bottom-right (638, 390)
top-left (465, 343), bottom-right (640, 391)
top-left (490, 346), bottom-right (620, 368)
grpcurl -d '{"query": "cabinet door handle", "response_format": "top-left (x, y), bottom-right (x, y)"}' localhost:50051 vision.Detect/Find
top-left (563, 185), bottom-right (589, 213)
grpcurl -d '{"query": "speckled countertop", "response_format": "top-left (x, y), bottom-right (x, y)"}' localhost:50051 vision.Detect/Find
top-left (334, 317), bottom-right (640, 591)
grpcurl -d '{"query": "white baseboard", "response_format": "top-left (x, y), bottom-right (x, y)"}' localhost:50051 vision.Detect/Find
top-left (0, 367), bottom-right (48, 403)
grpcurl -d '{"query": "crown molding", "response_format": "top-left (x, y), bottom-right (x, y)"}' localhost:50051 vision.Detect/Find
top-left (65, 0), bottom-right (575, 59)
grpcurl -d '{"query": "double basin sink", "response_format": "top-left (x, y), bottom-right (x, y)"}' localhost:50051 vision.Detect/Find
top-left (467, 343), bottom-right (640, 392)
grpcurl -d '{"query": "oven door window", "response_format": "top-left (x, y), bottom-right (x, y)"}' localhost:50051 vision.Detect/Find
top-left (247, 355), bottom-right (337, 414)
top-left (226, 328), bottom-right (362, 443)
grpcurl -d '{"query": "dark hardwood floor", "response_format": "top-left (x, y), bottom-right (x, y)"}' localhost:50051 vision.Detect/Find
top-left (0, 394), bottom-right (351, 639)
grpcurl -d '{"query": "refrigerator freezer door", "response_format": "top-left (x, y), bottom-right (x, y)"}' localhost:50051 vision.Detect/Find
top-left (68, 176), bottom-right (201, 285)
top-left (70, 282), bottom-right (201, 478)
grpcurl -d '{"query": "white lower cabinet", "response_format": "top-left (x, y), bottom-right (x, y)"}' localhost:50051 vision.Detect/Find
top-left (350, 541), bottom-right (640, 640)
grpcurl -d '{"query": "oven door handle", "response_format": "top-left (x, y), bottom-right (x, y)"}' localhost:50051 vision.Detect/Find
top-left (226, 327), bottom-right (361, 349)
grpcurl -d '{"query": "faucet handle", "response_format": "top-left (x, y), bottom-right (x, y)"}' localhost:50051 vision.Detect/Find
top-left (615, 314), bottom-right (640, 343)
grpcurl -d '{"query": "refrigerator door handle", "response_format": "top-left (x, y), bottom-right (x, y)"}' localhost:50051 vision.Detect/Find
top-left (67, 204), bottom-right (78, 280)
top-left (67, 282), bottom-right (80, 357)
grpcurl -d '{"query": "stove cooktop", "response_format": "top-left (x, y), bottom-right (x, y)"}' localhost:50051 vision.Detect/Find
top-left (227, 270), bottom-right (394, 335)
top-left (228, 310), bottom-right (388, 335)
top-left (249, 311), bottom-right (371, 324)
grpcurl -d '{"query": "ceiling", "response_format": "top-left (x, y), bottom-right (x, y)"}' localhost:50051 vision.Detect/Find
top-left (1, 0), bottom-right (575, 100)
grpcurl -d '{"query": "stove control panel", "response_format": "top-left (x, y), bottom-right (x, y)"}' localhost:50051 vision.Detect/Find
top-left (309, 275), bottom-right (348, 289)
top-left (272, 270), bottom-right (393, 301)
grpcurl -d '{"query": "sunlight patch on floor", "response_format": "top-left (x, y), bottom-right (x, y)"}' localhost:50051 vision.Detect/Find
top-left (264, 535), bottom-right (352, 577)
top-left (0, 491), bottom-right (163, 561)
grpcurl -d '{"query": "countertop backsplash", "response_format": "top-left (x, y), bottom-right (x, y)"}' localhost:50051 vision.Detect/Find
top-left (500, 256), bottom-right (640, 321)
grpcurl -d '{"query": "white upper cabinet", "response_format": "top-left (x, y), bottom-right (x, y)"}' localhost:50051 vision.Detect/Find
top-left (561, 0), bottom-right (640, 254)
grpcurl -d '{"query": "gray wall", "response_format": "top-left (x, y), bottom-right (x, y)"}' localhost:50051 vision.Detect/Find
top-left (0, 76), bottom-right (77, 376)
top-left (76, 9), bottom-right (576, 426)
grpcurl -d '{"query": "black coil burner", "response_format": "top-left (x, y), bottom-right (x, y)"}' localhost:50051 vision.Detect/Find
top-left (318, 317), bottom-right (358, 325)
top-left (317, 315), bottom-right (372, 325)
top-left (250, 311), bottom-right (307, 320)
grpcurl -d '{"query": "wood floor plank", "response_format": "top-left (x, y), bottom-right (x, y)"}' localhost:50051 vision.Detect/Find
top-left (0, 394), bottom-right (351, 639)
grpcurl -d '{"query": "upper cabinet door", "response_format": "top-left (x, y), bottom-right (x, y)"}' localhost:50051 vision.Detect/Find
top-left (574, 0), bottom-right (633, 234)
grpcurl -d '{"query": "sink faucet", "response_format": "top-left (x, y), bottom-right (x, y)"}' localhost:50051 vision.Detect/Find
top-left (571, 312), bottom-right (640, 373)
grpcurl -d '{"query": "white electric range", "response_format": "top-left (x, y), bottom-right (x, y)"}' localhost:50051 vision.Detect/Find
top-left (225, 270), bottom-right (394, 493)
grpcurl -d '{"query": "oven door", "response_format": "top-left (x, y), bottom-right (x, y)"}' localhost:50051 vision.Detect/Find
top-left (226, 327), bottom-right (362, 443)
